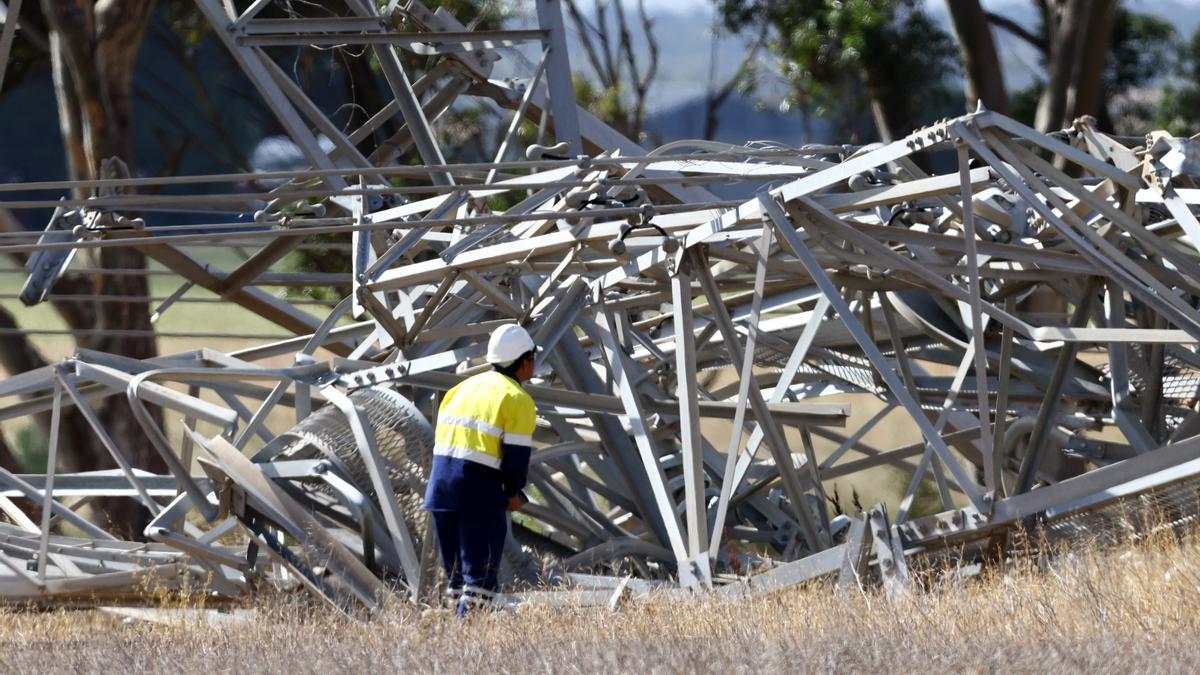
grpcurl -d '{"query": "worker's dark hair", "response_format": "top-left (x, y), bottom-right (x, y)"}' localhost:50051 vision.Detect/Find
top-left (494, 349), bottom-right (535, 379)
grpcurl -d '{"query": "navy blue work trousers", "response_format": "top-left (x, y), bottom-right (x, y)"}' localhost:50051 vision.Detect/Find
top-left (432, 509), bottom-right (508, 609)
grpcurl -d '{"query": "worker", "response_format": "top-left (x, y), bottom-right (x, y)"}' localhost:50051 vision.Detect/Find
top-left (423, 323), bottom-right (538, 617)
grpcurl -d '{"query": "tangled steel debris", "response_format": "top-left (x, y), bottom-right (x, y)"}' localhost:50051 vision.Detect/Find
top-left (0, 0), bottom-right (1199, 612)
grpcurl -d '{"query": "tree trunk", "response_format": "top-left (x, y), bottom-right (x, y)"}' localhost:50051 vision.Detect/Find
top-left (1065, 0), bottom-right (1116, 126)
top-left (39, 0), bottom-right (164, 537)
top-left (1034, 0), bottom-right (1090, 132)
top-left (864, 61), bottom-right (917, 144)
top-left (946, 0), bottom-right (1007, 114)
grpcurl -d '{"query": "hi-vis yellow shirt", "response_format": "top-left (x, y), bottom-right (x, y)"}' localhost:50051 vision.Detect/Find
top-left (434, 370), bottom-right (536, 469)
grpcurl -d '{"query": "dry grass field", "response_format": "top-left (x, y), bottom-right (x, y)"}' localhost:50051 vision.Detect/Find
top-left (0, 528), bottom-right (1198, 673)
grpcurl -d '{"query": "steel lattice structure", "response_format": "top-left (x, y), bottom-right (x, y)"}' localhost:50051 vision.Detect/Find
top-left (0, 0), bottom-right (1198, 611)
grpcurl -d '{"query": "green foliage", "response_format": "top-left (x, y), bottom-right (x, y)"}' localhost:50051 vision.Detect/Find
top-left (282, 234), bottom-right (351, 303)
top-left (573, 73), bottom-right (631, 135)
top-left (1158, 31), bottom-right (1200, 136)
top-left (1105, 10), bottom-right (1177, 93)
top-left (1008, 84), bottom-right (1041, 129)
top-left (14, 425), bottom-right (47, 473)
top-left (889, 467), bottom-right (942, 520)
top-left (719, 0), bottom-right (959, 139)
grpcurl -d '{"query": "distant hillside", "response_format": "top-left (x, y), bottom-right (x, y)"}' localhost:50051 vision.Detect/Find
top-left (644, 94), bottom-right (826, 148)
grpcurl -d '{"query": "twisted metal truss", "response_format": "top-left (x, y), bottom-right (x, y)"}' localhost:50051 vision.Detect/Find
top-left (0, 0), bottom-right (1198, 610)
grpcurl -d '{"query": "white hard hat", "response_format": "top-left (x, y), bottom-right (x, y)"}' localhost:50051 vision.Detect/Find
top-left (486, 323), bottom-right (537, 365)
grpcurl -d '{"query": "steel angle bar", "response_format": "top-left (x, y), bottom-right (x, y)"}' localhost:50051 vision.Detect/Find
top-left (0, 548), bottom-right (41, 591)
top-left (146, 492), bottom-right (201, 536)
top-left (405, 273), bottom-right (459, 344)
top-left (368, 74), bottom-right (474, 168)
top-left (320, 386), bottom-right (423, 594)
top-left (992, 433), bottom-right (1200, 523)
top-left (0, 466), bottom-right (114, 541)
top-left (487, 47), bottom-right (550, 185)
top-left (590, 307), bottom-right (689, 564)
top-left (0, 496), bottom-right (83, 577)
top-left (1104, 280), bottom-right (1156, 454)
top-left (533, 0), bottom-right (581, 154)
top-left (814, 167), bottom-right (992, 214)
top-left (1156, 187), bottom-right (1200, 258)
top-left (230, 0), bottom-right (272, 31)
top-left (867, 505), bottom-right (909, 597)
top-left (962, 127), bottom-right (1200, 338)
top-left (990, 295), bottom-right (1017, 496)
top-left (215, 391), bottom-right (275, 446)
top-left (0, 0), bottom-right (22, 96)
top-left (761, 194), bottom-right (987, 512)
top-left (134, 238), bottom-right (331, 345)
top-left (366, 193), bottom-right (468, 280)
top-left (58, 377), bottom-right (161, 513)
top-left (0, 472), bottom-right (202, 498)
top-left (100, 364), bottom-right (277, 422)
top-left (527, 470), bottom-right (628, 541)
top-left (460, 269), bottom-right (523, 317)
top-left (562, 537), bottom-right (675, 569)
top-left (356, 293), bottom-right (408, 350)
top-left (730, 295), bottom-right (833, 492)
top-left (351, 187), bottom-right (375, 322)
top-left (819, 404), bottom-right (895, 470)
top-left (216, 238), bottom-right (307, 297)
top-left (529, 276), bottom-right (588, 368)
top-left (146, 527), bottom-right (248, 573)
top-left (690, 246), bottom-right (825, 552)
top-left (1013, 280), bottom-right (1098, 496)
top-left (985, 130), bottom-right (1200, 292)
top-left (343, 0), bottom-right (452, 187)
top-left (670, 264), bottom-right (708, 566)
top-left (796, 189), bottom-right (1195, 344)
top-left (835, 511), bottom-right (872, 591)
top-left (36, 376), bottom-right (62, 581)
top-left (194, 433), bottom-right (388, 611)
top-left (237, 30), bottom-right (541, 50)
top-left (711, 232), bottom-right (821, 557)
top-left (956, 143), bottom-right (997, 493)
top-left (194, 0), bottom-right (347, 188)
top-left (238, 16), bottom-right (394, 34)
top-left (115, 365), bottom-right (260, 521)
top-left (720, 543), bottom-right (846, 596)
top-left (29, 564), bottom-right (188, 599)
top-left (798, 427), bottom-right (830, 534)
top-left (233, 378), bottom-right (292, 451)
top-left (896, 339), bottom-right (978, 523)
top-left (976, 112), bottom-right (1142, 191)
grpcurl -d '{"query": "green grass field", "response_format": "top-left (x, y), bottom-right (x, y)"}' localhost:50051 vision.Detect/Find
top-left (0, 245), bottom-right (319, 343)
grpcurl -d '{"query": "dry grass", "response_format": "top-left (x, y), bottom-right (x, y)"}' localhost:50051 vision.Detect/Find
top-left (1, 530), bottom-right (1200, 673)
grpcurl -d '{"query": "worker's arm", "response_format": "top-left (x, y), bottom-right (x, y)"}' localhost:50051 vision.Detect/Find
top-left (499, 392), bottom-right (536, 499)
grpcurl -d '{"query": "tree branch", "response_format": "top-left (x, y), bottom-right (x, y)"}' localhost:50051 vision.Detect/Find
top-left (594, 0), bottom-right (617, 85)
top-left (704, 25), bottom-right (766, 139)
top-left (563, 0), bottom-right (608, 88)
top-left (986, 11), bottom-right (1048, 56)
top-left (634, 0), bottom-right (657, 95)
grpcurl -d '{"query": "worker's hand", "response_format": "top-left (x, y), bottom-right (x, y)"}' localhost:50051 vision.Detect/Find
top-left (506, 495), bottom-right (524, 512)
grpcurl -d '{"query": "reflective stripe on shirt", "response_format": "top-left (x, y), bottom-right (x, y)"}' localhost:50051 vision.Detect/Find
top-left (433, 443), bottom-right (503, 470)
top-left (438, 414), bottom-right (504, 439)
top-left (503, 433), bottom-right (533, 447)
